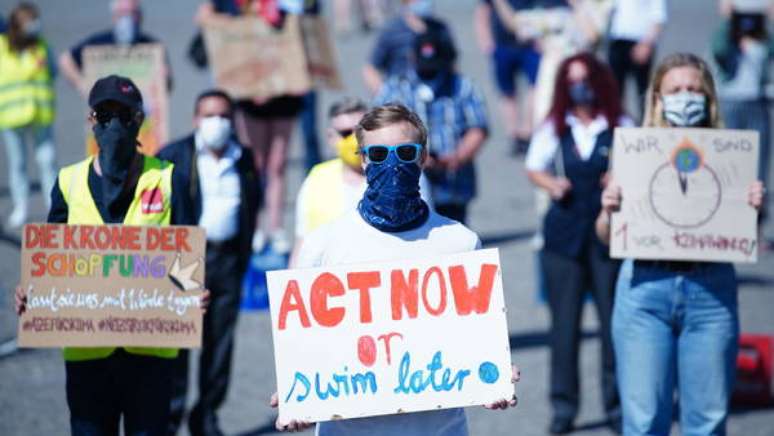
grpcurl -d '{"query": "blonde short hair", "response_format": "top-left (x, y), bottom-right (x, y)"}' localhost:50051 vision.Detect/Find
top-left (355, 104), bottom-right (428, 148)
top-left (642, 53), bottom-right (722, 128)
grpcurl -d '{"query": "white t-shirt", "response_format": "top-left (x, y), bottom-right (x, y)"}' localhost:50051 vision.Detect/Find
top-left (609, 0), bottom-right (667, 42)
top-left (296, 209), bottom-right (481, 436)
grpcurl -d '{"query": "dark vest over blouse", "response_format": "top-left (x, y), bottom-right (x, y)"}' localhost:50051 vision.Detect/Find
top-left (543, 128), bottom-right (613, 258)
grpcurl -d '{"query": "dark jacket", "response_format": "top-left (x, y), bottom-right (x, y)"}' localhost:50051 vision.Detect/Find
top-left (157, 134), bottom-right (260, 270)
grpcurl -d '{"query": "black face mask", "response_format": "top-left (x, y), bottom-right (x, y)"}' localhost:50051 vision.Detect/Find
top-left (417, 65), bottom-right (442, 81)
top-left (93, 117), bottom-right (140, 218)
top-left (568, 81), bottom-right (595, 107)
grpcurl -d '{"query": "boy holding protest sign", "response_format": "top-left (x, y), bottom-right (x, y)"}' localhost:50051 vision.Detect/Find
top-left (271, 104), bottom-right (518, 434)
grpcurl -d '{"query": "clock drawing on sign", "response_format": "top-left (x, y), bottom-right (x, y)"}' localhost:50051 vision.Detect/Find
top-left (648, 139), bottom-right (722, 228)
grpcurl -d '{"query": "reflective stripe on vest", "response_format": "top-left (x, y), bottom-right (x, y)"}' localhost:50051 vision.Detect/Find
top-left (302, 159), bottom-right (346, 235)
top-left (58, 155), bottom-right (177, 361)
top-left (0, 35), bottom-right (54, 129)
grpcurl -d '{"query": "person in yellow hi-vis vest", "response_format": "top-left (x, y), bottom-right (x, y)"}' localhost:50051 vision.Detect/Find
top-left (15, 75), bottom-right (206, 436)
top-left (291, 98), bottom-right (369, 259)
top-left (1, 3), bottom-right (58, 228)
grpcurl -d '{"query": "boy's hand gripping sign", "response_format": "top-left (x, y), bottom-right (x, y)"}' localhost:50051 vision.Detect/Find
top-left (18, 224), bottom-right (206, 348)
top-left (267, 248), bottom-right (514, 423)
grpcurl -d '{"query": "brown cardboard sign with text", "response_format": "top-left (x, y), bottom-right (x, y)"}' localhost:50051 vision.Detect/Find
top-left (17, 224), bottom-right (205, 348)
top-left (610, 128), bottom-right (759, 263)
top-left (202, 15), bottom-right (341, 101)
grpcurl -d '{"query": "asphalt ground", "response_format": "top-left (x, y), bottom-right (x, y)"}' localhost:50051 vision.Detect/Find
top-left (0, 1), bottom-right (773, 435)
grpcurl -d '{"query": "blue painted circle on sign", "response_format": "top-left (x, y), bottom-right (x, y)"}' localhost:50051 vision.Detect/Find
top-left (478, 362), bottom-right (499, 384)
top-left (674, 148), bottom-right (701, 173)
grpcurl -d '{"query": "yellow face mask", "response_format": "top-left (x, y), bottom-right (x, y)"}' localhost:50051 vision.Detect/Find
top-left (336, 134), bottom-right (362, 169)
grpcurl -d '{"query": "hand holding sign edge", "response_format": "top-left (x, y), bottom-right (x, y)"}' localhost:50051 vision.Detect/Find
top-left (271, 391), bottom-right (314, 432)
top-left (482, 364), bottom-right (520, 410)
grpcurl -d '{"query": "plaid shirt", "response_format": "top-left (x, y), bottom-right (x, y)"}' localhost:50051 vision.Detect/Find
top-left (375, 72), bottom-right (489, 205)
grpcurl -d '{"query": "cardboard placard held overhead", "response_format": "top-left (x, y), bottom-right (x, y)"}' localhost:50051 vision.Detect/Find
top-left (82, 43), bottom-right (169, 156)
top-left (610, 128), bottom-right (759, 263)
top-left (18, 224), bottom-right (206, 348)
top-left (299, 16), bottom-right (342, 89)
top-left (202, 15), bottom-right (341, 101)
top-left (267, 249), bottom-right (514, 423)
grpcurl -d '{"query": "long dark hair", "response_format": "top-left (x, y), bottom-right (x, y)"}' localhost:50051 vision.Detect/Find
top-left (546, 53), bottom-right (624, 137)
top-left (8, 2), bottom-right (40, 53)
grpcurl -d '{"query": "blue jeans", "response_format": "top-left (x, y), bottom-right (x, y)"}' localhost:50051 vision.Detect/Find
top-left (612, 260), bottom-right (739, 436)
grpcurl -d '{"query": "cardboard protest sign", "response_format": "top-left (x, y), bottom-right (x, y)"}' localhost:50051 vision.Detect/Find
top-left (610, 128), bottom-right (759, 262)
top-left (299, 16), bottom-right (342, 89)
top-left (267, 248), bottom-right (513, 423)
top-left (18, 224), bottom-right (205, 348)
top-left (202, 15), bottom-right (341, 101)
top-left (82, 43), bottom-right (168, 156)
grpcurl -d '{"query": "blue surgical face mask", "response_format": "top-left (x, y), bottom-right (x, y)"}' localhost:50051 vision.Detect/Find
top-left (406, 0), bottom-right (434, 18)
top-left (114, 15), bottom-right (137, 45)
top-left (662, 91), bottom-right (707, 127)
top-left (358, 151), bottom-right (429, 232)
top-left (23, 19), bottom-right (41, 38)
top-left (568, 81), bottom-right (595, 106)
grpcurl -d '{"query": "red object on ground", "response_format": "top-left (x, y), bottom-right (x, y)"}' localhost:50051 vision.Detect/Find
top-left (733, 334), bottom-right (774, 407)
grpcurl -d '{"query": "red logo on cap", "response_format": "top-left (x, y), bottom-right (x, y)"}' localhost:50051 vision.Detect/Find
top-left (421, 43), bottom-right (435, 58)
top-left (141, 187), bottom-right (164, 214)
top-left (121, 84), bottom-right (133, 94)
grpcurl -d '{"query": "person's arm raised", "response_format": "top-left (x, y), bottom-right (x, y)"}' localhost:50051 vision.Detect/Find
top-left (58, 51), bottom-right (88, 98)
top-left (474, 2), bottom-right (496, 54)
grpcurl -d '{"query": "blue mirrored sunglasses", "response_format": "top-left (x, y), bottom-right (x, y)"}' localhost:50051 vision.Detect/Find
top-left (361, 143), bottom-right (423, 164)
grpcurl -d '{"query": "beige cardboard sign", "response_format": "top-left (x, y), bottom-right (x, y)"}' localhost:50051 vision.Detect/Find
top-left (267, 249), bottom-right (513, 423)
top-left (82, 43), bottom-right (169, 156)
top-left (610, 128), bottom-right (759, 262)
top-left (18, 224), bottom-right (205, 348)
top-left (299, 15), bottom-right (342, 89)
top-left (202, 15), bottom-right (340, 101)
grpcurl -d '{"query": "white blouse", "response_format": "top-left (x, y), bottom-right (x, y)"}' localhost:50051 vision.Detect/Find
top-left (525, 114), bottom-right (634, 172)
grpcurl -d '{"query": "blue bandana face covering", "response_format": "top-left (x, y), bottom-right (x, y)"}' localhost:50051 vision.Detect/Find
top-left (358, 152), bottom-right (429, 232)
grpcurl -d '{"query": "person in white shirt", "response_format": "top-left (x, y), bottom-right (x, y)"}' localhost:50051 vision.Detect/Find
top-left (607, 0), bottom-right (667, 107)
top-left (272, 103), bottom-right (518, 435)
top-left (526, 53), bottom-right (630, 434)
top-left (157, 89), bottom-right (260, 436)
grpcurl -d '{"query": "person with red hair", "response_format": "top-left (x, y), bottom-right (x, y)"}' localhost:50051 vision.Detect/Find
top-left (525, 52), bottom-right (631, 434)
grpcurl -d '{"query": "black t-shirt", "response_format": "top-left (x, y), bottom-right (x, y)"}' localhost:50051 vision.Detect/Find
top-left (47, 160), bottom-right (192, 225)
top-left (69, 30), bottom-right (159, 68)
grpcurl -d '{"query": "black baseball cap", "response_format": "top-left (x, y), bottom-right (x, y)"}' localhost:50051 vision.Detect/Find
top-left (414, 30), bottom-right (457, 73)
top-left (88, 75), bottom-right (143, 112)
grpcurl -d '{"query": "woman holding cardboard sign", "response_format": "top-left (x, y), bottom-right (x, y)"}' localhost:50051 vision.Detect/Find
top-left (596, 53), bottom-right (765, 436)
